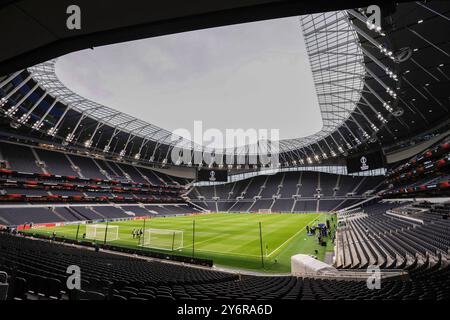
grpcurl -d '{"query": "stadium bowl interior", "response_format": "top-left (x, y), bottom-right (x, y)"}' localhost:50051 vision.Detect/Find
top-left (0, 0), bottom-right (449, 302)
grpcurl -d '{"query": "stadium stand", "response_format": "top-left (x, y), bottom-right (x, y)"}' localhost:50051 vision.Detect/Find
top-left (1, 232), bottom-right (449, 300)
top-left (382, 136), bottom-right (450, 198)
top-left (67, 154), bottom-right (109, 180)
top-left (34, 148), bottom-right (80, 177)
top-left (335, 199), bottom-right (450, 269)
top-left (0, 142), bottom-right (43, 173)
top-left (190, 171), bottom-right (384, 213)
top-left (0, 140), bottom-right (196, 226)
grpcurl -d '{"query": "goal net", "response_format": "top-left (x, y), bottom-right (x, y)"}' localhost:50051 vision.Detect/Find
top-left (139, 229), bottom-right (184, 251)
top-left (85, 224), bottom-right (119, 242)
top-left (258, 209), bottom-right (272, 213)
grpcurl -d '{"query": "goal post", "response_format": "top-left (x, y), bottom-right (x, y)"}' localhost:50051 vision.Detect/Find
top-left (140, 229), bottom-right (184, 251)
top-left (85, 224), bottom-right (119, 242)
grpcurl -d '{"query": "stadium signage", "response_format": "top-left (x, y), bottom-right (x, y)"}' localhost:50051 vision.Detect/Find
top-left (197, 169), bottom-right (228, 182)
top-left (360, 156), bottom-right (369, 171)
top-left (17, 222), bottom-right (64, 230)
top-left (346, 150), bottom-right (385, 173)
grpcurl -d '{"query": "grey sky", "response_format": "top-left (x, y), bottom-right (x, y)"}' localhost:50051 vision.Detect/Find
top-left (56, 16), bottom-right (322, 148)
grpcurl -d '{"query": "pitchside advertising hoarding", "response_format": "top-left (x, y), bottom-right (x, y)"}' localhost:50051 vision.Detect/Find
top-left (197, 169), bottom-right (228, 182)
top-left (346, 150), bottom-right (385, 174)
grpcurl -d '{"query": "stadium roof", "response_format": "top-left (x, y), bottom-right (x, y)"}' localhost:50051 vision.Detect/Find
top-left (25, 10), bottom-right (365, 154)
top-left (53, 17), bottom-right (324, 145)
top-left (27, 11), bottom-right (363, 153)
top-left (0, 0), bottom-right (390, 75)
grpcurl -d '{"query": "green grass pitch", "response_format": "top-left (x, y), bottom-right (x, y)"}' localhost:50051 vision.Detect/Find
top-left (24, 212), bottom-right (336, 273)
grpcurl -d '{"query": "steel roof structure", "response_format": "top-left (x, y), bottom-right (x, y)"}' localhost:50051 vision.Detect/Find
top-left (0, 0), bottom-right (390, 76)
top-left (27, 60), bottom-right (196, 150)
top-left (26, 10), bottom-right (365, 155)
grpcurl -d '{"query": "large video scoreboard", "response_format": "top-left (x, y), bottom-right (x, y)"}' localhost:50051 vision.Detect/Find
top-left (197, 169), bottom-right (228, 182)
top-left (346, 150), bottom-right (385, 174)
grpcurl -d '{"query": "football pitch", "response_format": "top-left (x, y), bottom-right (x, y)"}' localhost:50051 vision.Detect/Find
top-left (24, 212), bottom-right (336, 273)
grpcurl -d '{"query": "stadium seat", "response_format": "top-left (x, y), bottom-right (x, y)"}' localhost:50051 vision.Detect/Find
top-left (0, 271), bottom-right (8, 300)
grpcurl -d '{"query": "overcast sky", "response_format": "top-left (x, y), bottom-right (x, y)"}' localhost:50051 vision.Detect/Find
top-left (56, 16), bottom-right (322, 149)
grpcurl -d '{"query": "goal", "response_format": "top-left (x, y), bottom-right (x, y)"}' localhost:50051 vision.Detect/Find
top-left (85, 224), bottom-right (119, 242)
top-left (139, 229), bottom-right (184, 251)
top-left (258, 209), bottom-right (272, 214)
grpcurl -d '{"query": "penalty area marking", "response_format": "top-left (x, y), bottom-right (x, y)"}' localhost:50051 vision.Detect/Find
top-left (266, 213), bottom-right (323, 258)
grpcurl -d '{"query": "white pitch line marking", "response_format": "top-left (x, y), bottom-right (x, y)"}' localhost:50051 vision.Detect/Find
top-left (266, 214), bottom-right (323, 258)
